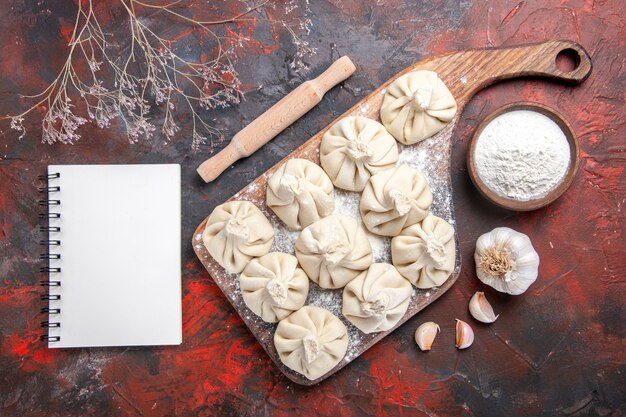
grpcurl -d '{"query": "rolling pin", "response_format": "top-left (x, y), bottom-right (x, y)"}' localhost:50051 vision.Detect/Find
top-left (197, 56), bottom-right (356, 183)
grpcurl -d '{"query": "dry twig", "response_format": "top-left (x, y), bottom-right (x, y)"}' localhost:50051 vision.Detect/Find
top-left (3, 0), bottom-right (315, 149)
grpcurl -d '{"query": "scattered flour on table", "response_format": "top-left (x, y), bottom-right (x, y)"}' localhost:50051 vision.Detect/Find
top-left (473, 110), bottom-right (571, 201)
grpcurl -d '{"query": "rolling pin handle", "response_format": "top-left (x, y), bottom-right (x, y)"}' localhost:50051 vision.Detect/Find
top-left (196, 142), bottom-right (243, 183)
top-left (313, 56), bottom-right (357, 96)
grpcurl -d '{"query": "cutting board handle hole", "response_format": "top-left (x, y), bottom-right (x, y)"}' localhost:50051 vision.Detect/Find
top-left (555, 48), bottom-right (581, 73)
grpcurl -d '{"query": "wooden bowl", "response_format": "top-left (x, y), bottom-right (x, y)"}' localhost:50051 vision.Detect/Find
top-left (467, 102), bottom-right (580, 211)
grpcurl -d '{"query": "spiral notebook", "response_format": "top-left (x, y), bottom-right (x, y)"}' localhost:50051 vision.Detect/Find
top-left (39, 164), bottom-right (182, 348)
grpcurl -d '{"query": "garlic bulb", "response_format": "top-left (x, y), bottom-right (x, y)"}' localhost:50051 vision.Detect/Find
top-left (415, 322), bottom-right (440, 351)
top-left (469, 291), bottom-right (498, 323)
top-left (455, 319), bottom-right (474, 349)
top-left (474, 227), bottom-right (539, 295)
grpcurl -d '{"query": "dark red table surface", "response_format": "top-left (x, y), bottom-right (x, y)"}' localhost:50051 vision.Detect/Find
top-left (1, 1), bottom-right (624, 416)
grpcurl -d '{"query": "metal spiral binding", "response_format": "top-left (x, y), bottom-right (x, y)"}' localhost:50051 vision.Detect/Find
top-left (39, 172), bottom-right (61, 343)
top-left (38, 173), bottom-right (60, 180)
top-left (38, 186), bottom-right (60, 192)
top-left (40, 267), bottom-right (61, 273)
top-left (40, 294), bottom-right (61, 300)
top-left (38, 200), bottom-right (60, 206)
top-left (39, 335), bottom-right (61, 342)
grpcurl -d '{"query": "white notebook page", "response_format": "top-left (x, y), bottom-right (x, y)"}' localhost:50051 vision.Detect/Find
top-left (46, 164), bottom-right (182, 347)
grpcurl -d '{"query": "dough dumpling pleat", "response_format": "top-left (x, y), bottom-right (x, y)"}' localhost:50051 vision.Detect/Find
top-left (380, 70), bottom-right (457, 145)
top-left (240, 252), bottom-right (309, 323)
top-left (360, 164), bottom-right (432, 237)
top-left (391, 214), bottom-right (456, 288)
top-left (320, 116), bottom-right (398, 192)
top-left (296, 215), bottom-right (373, 289)
top-left (267, 158), bottom-right (335, 230)
top-left (202, 200), bottom-right (274, 273)
top-left (342, 263), bottom-right (412, 334)
top-left (274, 306), bottom-right (348, 380)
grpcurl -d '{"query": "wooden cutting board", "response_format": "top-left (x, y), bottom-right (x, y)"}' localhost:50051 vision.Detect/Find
top-left (192, 40), bottom-right (592, 385)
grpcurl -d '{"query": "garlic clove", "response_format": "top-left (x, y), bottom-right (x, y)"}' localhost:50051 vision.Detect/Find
top-left (415, 322), bottom-right (440, 351)
top-left (468, 291), bottom-right (499, 323)
top-left (455, 319), bottom-right (474, 349)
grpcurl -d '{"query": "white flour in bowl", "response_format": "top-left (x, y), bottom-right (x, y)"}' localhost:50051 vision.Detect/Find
top-left (474, 109), bottom-right (571, 201)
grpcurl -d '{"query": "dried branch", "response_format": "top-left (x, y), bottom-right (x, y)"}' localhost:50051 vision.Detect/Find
top-left (2, 0), bottom-right (316, 149)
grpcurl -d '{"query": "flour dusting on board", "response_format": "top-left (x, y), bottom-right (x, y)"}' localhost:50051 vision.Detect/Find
top-left (195, 111), bottom-right (460, 384)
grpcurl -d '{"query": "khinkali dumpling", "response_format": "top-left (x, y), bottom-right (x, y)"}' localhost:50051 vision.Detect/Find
top-left (274, 306), bottom-right (348, 380)
top-left (266, 158), bottom-right (334, 230)
top-left (342, 263), bottom-right (412, 334)
top-left (360, 164), bottom-right (433, 237)
top-left (239, 252), bottom-right (309, 322)
top-left (202, 200), bottom-right (274, 273)
top-left (391, 214), bottom-right (456, 288)
top-left (380, 70), bottom-right (457, 145)
top-left (320, 116), bottom-right (399, 191)
top-left (296, 215), bottom-right (373, 289)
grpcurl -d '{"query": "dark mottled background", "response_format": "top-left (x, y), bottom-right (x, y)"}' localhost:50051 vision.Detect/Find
top-left (1, 1), bottom-right (624, 416)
